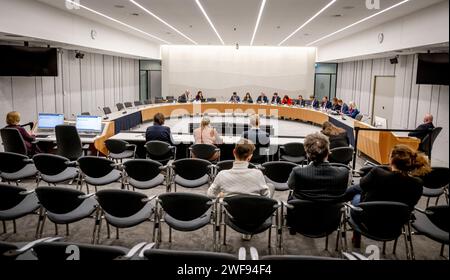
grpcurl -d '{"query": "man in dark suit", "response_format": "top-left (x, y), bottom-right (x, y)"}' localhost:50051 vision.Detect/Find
top-left (145, 112), bottom-right (175, 145)
top-left (321, 96), bottom-right (332, 110)
top-left (241, 114), bottom-right (270, 163)
top-left (256, 92), bottom-right (269, 104)
top-left (295, 95), bottom-right (305, 107)
top-left (178, 90), bottom-right (190, 103)
top-left (288, 132), bottom-right (349, 201)
top-left (409, 114), bottom-right (435, 150)
top-left (271, 93), bottom-right (281, 105)
top-left (338, 99), bottom-right (349, 115)
top-left (229, 92), bottom-right (241, 103)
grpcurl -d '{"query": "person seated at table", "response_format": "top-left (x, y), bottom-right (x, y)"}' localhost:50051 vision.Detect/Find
top-left (309, 95), bottom-right (320, 108)
top-left (345, 101), bottom-right (360, 119)
top-left (295, 95), bottom-right (305, 107)
top-left (193, 117), bottom-right (222, 161)
top-left (281, 95), bottom-right (293, 106)
top-left (408, 113), bottom-right (435, 143)
top-left (4, 111), bottom-right (41, 155)
top-left (321, 96), bottom-right (332, 110)
top-left (241, 114), bottom-right (270, 163)
top-left (331, 97), bottom-right (341, 112)
top-left (195, 91), bottom-right (204, 102)
top-left (321, 121), bottom-right (349, 149)
top-left (145, 112), bottom-right (174, 145)
top-left (287, 132), bottom-right (349, 201)
top-left (271, 92), bottom-right (281, 105)
top-left (338, 99), bottom-right (349, 115)
top-left (344, 144), bottom-right (431, 247)
top-left (178, 90), bottom-right (190, 103)
top-left (243, 92), bottom-right (253, 103)
top-left (256, 92), bottom-right (268, 104)
top-left (229, 92), bottom-right (241, 103)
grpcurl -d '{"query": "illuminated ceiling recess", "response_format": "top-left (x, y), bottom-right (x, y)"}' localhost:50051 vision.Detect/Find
top-left (195, 0), bottom-right (225, 45)
top-left (64, 0), bottom-right (170, 44)
top-left (306, 0), bottom-right (411, 46)
top-left (129, 0), bottom-right (198, 45)
top-left (250, 0), bottom-right (267, 46)
top-left (278, 0), bottom-right (337, 46)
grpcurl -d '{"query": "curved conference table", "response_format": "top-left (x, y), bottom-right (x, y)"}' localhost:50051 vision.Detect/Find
top-left (92, 102), bottom-right (420, 165)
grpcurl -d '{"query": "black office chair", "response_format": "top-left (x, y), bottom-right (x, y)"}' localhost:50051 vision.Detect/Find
top-left (220, 195), bottom-right (280, 248)
top-left (116, 103), bottom-right (125, 111)
top-left (103, 107), bottom-right (112, 115)
top-left (124, 102), bottom-right (133, 108)
top-left (77, 156), bottom-right (122, 193)
top-left (32, 240), bottom-right (146, 260)
top-left (142, 246), bottom-right (243, 261)
top-left (166, 96), bottom-right (175, 102)
top-left (104, 139), bottom-right (136, 162)
top-left (206, 98), bottom-right (217, 102)
top-left (35, 186), bottom-right (98, 241)
top-left (261, 161), bottom-right (297, 191)
top-left (355, 114), bottom-right (364, 121)
top-left (154, 97), bottom-right (164, 104)
top-left (170, 158), bottom-right (213, 192)
top-left (189, 144), bottom-right (220, 163)
top-left (420, 167), bottom-right (449, 207)
top-left (55, 125), bottom-right (87, 161)
top-left (157, 193), bottom-right (215, 246)
top-left (144, 99), bottom-right (152, 105)
top-left (0, 183), bottom-right (40, 234)
top-left (145, 141), bottom-right (176, 165)
top-left (123, 159), bottom-right (167, 191)
top-left (134, 101), bottom-right (143, 107)
top-left (412, 205), bottom-right (448, 257)
top-left (33, 154), bottom-right (79, 187)
top-left (345, 201), bottom-right (414, 259)
top-left (283, 200), bottom-right (345, 251)
top-left (249, 247), bottom-right (342, 260)
top-left (0, 152), bottom-right (37, 184)
top-left (0, 237), bottom-right (61, 260)
top-left (94, 189), bottom-right (157, 243)
top-left (421, 127), bottom-right (442, 157)
top-left (1, 128), bottom-right (29, 155)
top-left (279, 142), bottom-right (307, 164)
top-left (81, 112), bottom-right (90, 116)
top-left (214, 160), bottom-right (256, 178)
top-left (329, 147), bottom-right (354, 165)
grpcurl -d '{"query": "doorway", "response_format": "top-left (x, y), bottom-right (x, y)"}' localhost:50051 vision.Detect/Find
top-left (372, 76), bottom-right (396, 128)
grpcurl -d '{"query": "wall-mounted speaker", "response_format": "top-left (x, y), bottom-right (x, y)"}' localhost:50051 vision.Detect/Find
top-left (390, 57), bottom-right (399, 64)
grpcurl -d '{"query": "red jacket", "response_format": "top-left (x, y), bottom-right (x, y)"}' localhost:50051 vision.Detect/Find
top-left (282, 98), bottom-right (293, 105)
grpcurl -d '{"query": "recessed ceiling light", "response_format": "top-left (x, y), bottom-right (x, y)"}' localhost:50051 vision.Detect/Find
top-left (331, 14), bottom-right (343, 17)
top-left (131, 13), bottom-right (139, 16)
top-left (195, 0), bottom-right (224, 45)
top-left (250, 0), bottom-right (267, 46)
top-left (342, 6), bottom-right (354, 10)
top-left (306, 0), bottom-right (411, 46)
top-left (114, 5), bottom-right (125, 8)
top-left (278, 0), bottom-right (337, 46)
top-left (65, 0), bottom-right (170, 44)
top-left (304, 33), bottom-right (310, 36)
top-left (129, 0), bottom-right (198, 45)
top-left (189, 25), bottom-right (193, 28)
top-left (166, 32), bottom-right (171, 35)
top-left (276, 26), bottom-right (281, 29)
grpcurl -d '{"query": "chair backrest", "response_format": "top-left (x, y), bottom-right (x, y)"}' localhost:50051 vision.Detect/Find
top-left (190, 144), bottom-right (217, 160)
top-left (116, 103), bottom-right (125, 111)
top-left (77, 156), bottom-right (116, 178)
top-left (286, 200), bottom-right (343, 237)
top-left (421, 127), bottom-right (442, 155)
top-left (154, 97), bottom-right (164, 104)
top-left (206, 98), bottom-right (217, 102)
top-left (96, 189), bottom-right (148, 218)
top-left (33, 154), bottom-right (71, 176)
top-left (0, 128), bottom-right (27, 155)
top-left (124, 102), bottom-right (133, 108)
top-left (35, 186), bottom-right (87, 214)
top-left (424, 205), bottom-right (449, 232)
top-left (123, 159), bottom-right (162, 182)
top-left (329, 147), bottom-right (354, 165)
top-left (216, 160), bottom-right (256, 172)
top-left (81, 112), bottom-right (90, 116)
top-left (158, 192), bottom-right (213, 221)
top-left (262, 161), bottom-right (297, 183)
top-left (172, 158), bottom-right (211, 180)
top-left (105, 139), bottom-right (128, 154)
top-left (355, 114), bottom-right (363, 121)
top-left (103, 107), bottom-right (112, 115)
top-left (55, 125), bottom-right (82, 161)
top-left (143, 249), bottom-right (237, 261)
top-left (261, 255), bottom-right (339, 261)
top-left (421, 167), bottom-right (449, 189)
top-left (0, 183), bottom-right (29, 211)
top-left (145, 141), bottom-right (174, 161)
top-left (281, 142), bottom-right (305, 157)
top-left (223, 195), bottom-right (278, 227)
top-left (143, 100), bottom-right (152, 105)
top-left (134, 101), bottom-right (143, 106)
top-left (0, 152), bottom-right (30, 174)
top-left (33, 242), bottom-right (128, 260)
top-left (352, 201), bottom-right (411, 240)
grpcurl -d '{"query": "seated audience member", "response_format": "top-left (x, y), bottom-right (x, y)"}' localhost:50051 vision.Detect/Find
top-left (309, 95), bottom-right (320, 108)
top-left (4, 111), bottom-right (41, 155)
top-left (243, 92), bottom-right (253, 103)
top-left (338, 99), bottom-right (349, 115)
top-left (256, 92), bottom-right (268, 104)
top-left (271, 92), bottom-right (281, 105)
top-left (331, 97), bottom-right (341, 112)
top-left (241, 114), bottom-right (270, 163)
top-left (321, 121), bottom-right (350, 149)
top-left (195, 91), bottom-right (204, 102)
top-left (408, 113), bottom-right (435, 144)
top-left (321, 96), bottom-right (332, 110)
top-left (193, 117), bottom-right (222, 161)
top-left (287, 132), bottom-right (349, 201)
top-left (344, 144), bottom-right (431, 247)
top-left (346, 101), bottom-right (360, 119)
top-left (282, 95), bottom-right (293, 106)
top-left (229, 92), bottom-right (241, 103)
top-left (145, 113), bottom-right (175, 145)
top-left (295, 95), bottom-right (305, 107)
top-left (178, 90), bottom-right (190, 103)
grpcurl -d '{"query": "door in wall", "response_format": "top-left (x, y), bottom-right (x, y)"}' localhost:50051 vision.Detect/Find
top-left (372, 76), bottom-right (396, 128)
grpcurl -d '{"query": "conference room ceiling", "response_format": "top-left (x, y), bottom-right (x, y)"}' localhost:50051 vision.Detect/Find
top-left (37, 0), bottom-right (445, 47)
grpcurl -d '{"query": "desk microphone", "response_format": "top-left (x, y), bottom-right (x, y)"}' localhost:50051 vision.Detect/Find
top-left (98, 106), bottom-right (109, 120)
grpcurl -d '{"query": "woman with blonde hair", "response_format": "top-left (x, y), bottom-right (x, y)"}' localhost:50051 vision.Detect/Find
top-left (4, 111), bottom-right (40, 155)
top-left (321, 121), bottom-right (349, 149)
top-left (193, 116), bottom-right (222, 161)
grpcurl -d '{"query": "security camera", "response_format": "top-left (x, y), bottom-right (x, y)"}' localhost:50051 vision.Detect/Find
top-left (75, 52), bottom-right (85, 59)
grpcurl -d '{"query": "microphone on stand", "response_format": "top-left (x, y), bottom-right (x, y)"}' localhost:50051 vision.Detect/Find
top-left (98, 106), bottom-right (109, 120)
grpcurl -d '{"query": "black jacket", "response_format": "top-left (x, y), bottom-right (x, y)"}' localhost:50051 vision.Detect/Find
top-left (326, 132), bottom-right (350, 149)
top-left (408, 122), bottom-right (435, 141)
top-left (145, 124), bottom-right (174, 145)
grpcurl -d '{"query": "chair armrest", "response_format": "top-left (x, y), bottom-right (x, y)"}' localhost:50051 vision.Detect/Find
top-left (351, 252), bottom-right (369, 260)
top-left (19, 189), bottom-right (35, 196)
top-left (344, 203), bottom-right (363, 212)
top-left (249, 247), bottom-right (258, 260)
top-left (65, 161), bottom-right (78, 167)
top-left (5, 237), bottom-right (63, 257)
top-left (273, 200), bottom-right (282, 209)
top-left (82, 144), bottom-right (90, 150)
top-left (158, 165), bottom-right (168, 171)
top-left (138, 242), bottom-right (156, 258)
top-left (118, 242), bottom-right (148, 260)
top-left (23, 158), bottom-right (34, 164)
top-left (282, 201), bottom-right (294, 210)
top-left (414, 207), bottom-right (426, 214)
top-left (141, 195), bottom-right (157, 203)
top-left (78, 193), bottom-right (96, 199)
top-left (238, 247), bottom-right (247, 260)
top-left (342, 252), bottom-right (358, 260)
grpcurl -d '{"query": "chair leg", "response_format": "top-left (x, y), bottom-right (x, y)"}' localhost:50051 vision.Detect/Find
top-left (382, 241), bottom-right (386, 255)
top-left (402, 226), bottom-right (411, 260)
top-left (393, 238), bottom-right (399, 255)
top-left (12, 219), bottom-right (16, 233)
top-left (223, 224), bottom-right (227, 246)
top-left (116, 227), bottom-right (119, 240)
top-left (35, 207), bottom-right (44, 238)
top-left (435, 196), bottom-right (440, 206)
top-left (106, 222), bottom-right (111, 239)
top-left (168, 226), bottom-right (172, 243)
top-left (85, 182), bottom-right (90, 194)
top-left (66, 224), bottom-right (70, 236)
top-left (407, 223), bottom-right (415, 260)
top-left (268, 227), bottom-right (272, 249)
top-left (2, 220), bottom-right (6, 233)
top-left (96, 217), bottom-right (103, 245)
top-left (39, 215), bottom-right (47, 238)
top-left (440, 244), bottom-right (445, 257)
top-left (92, 209), bottom-right (100, 244)
top-left (54, 223), bottom-right (58, 236)
top-left (325, 235), bottom-right (329, 251)
top-left (426, 197), bottom-right (430, 208)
